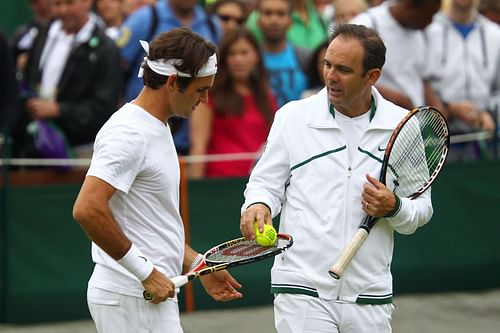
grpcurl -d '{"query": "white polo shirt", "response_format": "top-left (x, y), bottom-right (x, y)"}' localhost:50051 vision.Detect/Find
top-left (351, 1), bottom-right (430, 107)
top-left (87, 103), bottom-right (184, 298)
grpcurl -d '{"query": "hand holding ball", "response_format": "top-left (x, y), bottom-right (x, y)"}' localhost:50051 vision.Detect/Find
top-left (254, 223), bottom-right (277, 246)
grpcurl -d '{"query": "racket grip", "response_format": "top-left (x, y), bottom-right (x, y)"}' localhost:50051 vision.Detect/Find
top-left (142, 275), bottom-right (189, 300)
top-left (329, 228), bottom-right (369, 279)
top-left (171, 275), bottom-right (189, 288)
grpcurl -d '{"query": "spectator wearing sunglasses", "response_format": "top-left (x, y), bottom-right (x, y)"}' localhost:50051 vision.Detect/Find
top-left (208, 0), bottom-right (248, 35)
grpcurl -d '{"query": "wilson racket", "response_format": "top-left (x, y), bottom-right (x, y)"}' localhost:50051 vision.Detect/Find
top-left (143, 233), bottom-right (293, 300)
top-left (328, 106), bottom-right (449, 279)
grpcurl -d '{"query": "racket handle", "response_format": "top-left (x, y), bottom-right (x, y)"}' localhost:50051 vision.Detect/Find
top-left (329, 228), bottom-right (369, 279)
top-left (171, 275), bottom-right (189, 288)
top-left (142, 275), bottom-right (189, 300)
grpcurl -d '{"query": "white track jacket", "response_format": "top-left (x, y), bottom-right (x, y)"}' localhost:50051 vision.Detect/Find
top-left (426, 12), bottom-right (500, 133)
top-left (242, 87), bottom-right (433, 304)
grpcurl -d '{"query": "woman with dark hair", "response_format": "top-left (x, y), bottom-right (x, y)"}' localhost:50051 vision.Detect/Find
top-left (189, 28), bottom-right (277, 178)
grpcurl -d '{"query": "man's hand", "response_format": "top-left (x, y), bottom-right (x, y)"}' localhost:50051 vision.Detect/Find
top-left (446, 101), bottom-right (495, 131)
top-left (142, 268), bottom-right (176, 304)
top-left (361, 174), bottom-right (397, 217)
top-left (478, 110), bottom-right (496, 132)
top-left (200, 270), bottom-right (243, 302)
top-left (240, 203), bottom-right (272, 240)
top-left (26, 97), bottom-right (60, 119)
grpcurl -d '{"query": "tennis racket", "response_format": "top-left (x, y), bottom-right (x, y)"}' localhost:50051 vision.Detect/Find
top-left (328, 106), bottom-right (449, 279)
top-left (143, 233), bottom-right (293, 300)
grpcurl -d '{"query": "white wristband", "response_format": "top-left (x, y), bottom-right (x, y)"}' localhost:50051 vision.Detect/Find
top-left (189, 253), bottom-right (204, 272)
top-left (117, 244), bottom-right (154, 281)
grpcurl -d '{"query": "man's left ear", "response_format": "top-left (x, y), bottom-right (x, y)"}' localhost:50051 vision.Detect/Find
top-left (166, 75), bottom-right (177, 91)
top-left (367, 68), bottom-right (381, 85)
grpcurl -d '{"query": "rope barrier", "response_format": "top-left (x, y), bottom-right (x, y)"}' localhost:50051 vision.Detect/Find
top-left (0, 130), bottom-right (498, 167)
top-left (0, 152), bottom-right (262, 166)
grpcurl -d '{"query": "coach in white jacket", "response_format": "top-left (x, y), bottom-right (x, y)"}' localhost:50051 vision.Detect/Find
top-left (240, 24), bottom-right (433, 333)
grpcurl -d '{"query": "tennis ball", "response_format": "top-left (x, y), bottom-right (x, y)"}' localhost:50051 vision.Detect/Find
top-left (254, 223), bottom-right (277, 246)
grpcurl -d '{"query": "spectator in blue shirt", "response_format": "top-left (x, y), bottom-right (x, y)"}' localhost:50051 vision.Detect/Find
top-left (256, 0), bottom-right (310, 107)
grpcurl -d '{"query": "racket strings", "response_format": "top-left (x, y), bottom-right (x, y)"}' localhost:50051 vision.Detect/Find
top-left (222, 242), bottom-right (271, 256)
top-left (387, 108), bottom-right (448, 198)
top-left (421, 113), bottom-right (448, 169)
top-left (206, 239), bottom-right (283, 264)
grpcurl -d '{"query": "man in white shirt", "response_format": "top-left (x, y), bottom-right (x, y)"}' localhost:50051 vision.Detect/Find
top-left (351, 0), bottom-right (443, 111)
top-left (73, 28), bottom-right (242, 333)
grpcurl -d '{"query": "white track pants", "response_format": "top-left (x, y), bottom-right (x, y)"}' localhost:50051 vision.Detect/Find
top-left (274, 294), bottom-right (394, 333)
top-left (87, 287), bottom-right (183, 333)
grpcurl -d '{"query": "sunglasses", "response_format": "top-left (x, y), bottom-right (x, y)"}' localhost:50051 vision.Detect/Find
top-left (218, 14), bottom-right (245, 25)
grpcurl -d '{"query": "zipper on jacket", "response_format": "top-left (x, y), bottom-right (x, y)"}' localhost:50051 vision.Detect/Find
top-left (463, 40), bottom-right (471, 101)
top-left (336, 165), bottom-right (352, 299)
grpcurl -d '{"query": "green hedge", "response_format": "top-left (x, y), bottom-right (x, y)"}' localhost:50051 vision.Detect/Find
top-left (1, 161), bottom-right (499, 323)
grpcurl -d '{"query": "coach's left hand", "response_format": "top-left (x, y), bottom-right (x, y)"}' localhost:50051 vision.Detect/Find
top-left (200, 270), bottom-right (243, 302)
top-left (361, 174), bottom-right (397, 217)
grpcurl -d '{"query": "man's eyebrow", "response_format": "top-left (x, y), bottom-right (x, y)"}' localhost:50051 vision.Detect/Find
top-left (324, 59), bottom-right (354, 71)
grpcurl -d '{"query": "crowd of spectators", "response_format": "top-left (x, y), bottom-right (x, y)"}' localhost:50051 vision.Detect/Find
top-left (1, 0), bottom-right (499, 175)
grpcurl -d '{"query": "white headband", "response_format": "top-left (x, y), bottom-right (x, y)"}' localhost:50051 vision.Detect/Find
top-left (137, 40), bottom-right (217, 78)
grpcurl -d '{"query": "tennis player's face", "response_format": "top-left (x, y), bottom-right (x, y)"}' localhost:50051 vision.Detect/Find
top-left (170, 75), bottom-right (214, 118)
top-left (323, 37), bottom-right (375, 115)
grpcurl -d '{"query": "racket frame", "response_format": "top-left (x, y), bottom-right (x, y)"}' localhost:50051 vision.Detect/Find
top-left (143, 233), bottom-right (293, 300)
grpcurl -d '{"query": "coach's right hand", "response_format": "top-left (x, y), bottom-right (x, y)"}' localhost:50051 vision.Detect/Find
top-left (142, 268), bottom-right (176, 304)
top-left (240, 203), bottom-right (272, 240)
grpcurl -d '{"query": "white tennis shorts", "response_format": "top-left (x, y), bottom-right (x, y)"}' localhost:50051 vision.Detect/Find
top-left (274, 293), bottom-right (394, 333)
top-left (87, 286), bottom-right (183, 333)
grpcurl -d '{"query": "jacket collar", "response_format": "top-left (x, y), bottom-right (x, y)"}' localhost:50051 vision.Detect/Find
top-left (367, 87), bottom-right (403, 130)
top-left (329, 96), bottom-right (376, 121)
top-left (307, 87), bottom-right (401, 130)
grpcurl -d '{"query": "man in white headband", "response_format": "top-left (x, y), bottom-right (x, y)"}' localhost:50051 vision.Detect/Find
top-left (73, 28), bottom-right (242, 333)
top-left (138, 40), bottom-right (218, 79)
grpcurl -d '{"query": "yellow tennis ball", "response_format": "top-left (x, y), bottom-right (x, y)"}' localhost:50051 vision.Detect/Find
top-left (254, 223), bottom-right (277, 246)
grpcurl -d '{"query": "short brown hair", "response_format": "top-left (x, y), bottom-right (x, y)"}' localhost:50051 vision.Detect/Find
top-left (142, 28), bottom-right (217, 91)
top-left (330, 23), bottom-right (386, 76)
